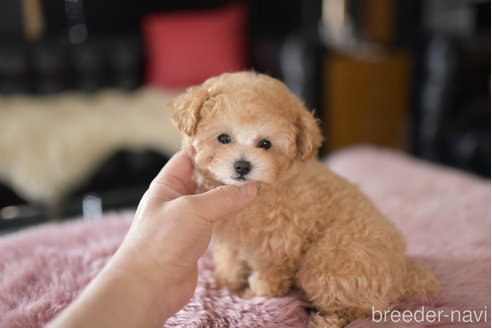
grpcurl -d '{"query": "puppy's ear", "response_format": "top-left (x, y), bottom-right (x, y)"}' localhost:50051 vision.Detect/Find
top-left (170, 86), bottom-right (210, 136)
top-left (296, 109), bottom-right (323, 161)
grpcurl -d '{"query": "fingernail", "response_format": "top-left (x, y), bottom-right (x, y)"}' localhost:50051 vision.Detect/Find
top-left (241, 183), bottom-right (257, 198)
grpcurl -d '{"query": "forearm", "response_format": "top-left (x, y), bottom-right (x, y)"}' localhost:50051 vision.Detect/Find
top-left (47, 251), bottom-right (173, 328)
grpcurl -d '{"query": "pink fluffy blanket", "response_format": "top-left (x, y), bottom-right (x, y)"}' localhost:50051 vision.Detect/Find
top-left (0, 147), bottom-right (490, 327)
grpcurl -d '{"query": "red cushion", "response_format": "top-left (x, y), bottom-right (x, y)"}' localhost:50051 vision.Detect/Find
top-left (141, 2), bottom-right (248, 88)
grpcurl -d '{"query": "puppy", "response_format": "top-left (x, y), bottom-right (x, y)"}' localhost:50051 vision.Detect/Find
top-left (171, 72), bottom-right (437, 327)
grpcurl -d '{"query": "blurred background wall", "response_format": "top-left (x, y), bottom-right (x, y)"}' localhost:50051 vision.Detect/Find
top-left (0, 0), bottom-right (490, 230)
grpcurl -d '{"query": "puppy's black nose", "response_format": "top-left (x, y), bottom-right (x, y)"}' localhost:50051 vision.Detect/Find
top-left (234, 160), bottom-right (251, 176)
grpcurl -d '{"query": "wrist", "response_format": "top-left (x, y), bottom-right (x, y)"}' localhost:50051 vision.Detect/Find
top-left (111, 236), bottom-right (174, 288)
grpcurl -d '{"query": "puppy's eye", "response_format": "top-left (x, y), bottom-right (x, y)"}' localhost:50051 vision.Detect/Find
top-left (257, 139), bottom-right (271, 150)
top-left (218, 134), bottom-right (231, 144)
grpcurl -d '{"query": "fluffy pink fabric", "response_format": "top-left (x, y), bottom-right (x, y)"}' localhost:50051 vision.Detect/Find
top-left (0, 146), bottom-right (489, 327)
top-left (326, 147), bottom-right (490, 327)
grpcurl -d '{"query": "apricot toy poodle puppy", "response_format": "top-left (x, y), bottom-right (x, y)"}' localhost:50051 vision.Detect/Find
top-left (170, 71), bottom-right (437, 327)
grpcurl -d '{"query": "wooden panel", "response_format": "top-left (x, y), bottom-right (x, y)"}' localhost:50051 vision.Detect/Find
top-left (21, 0), bottom-right (45, 40)
top-left (363, 0), bottom-right (395, 44)
top-left (322, 52), bottom-right (410, 152)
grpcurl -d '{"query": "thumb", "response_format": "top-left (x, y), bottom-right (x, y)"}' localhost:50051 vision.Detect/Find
top-left (189, 183), bottom-right (257, 221)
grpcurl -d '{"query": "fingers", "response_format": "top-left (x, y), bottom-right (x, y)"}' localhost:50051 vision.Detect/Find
top-left (184, 183), bottom-right (257, 222)
top-left (150, 150), bottom-right (196, 201)
top-left (147, 151), bottom-right (257, 221)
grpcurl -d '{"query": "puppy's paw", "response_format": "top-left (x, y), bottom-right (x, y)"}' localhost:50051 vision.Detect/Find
top-left (308, 312), bottom-right (349, 328)
top-left (241, 287), bottom-right (260, 299)
top-left (240, 286), bottom-right (287, 299)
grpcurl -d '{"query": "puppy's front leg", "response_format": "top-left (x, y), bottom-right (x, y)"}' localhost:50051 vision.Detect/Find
top-left (242, 259), bottom-right (296, 299)
top-left (212, 243), bottom-right (249, 292)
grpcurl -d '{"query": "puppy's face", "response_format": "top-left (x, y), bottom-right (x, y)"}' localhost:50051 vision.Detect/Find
top-left (190, 107), bottom-right (297, 185)
top-left (171, 72), bottom-right (322, 186)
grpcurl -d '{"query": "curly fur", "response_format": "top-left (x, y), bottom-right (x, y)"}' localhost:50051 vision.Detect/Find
top-left (171, 71), bottom-right (437, 327)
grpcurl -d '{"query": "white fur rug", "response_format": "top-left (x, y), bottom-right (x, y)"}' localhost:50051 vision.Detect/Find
top-left (0, 88), bottom-right (182, 203)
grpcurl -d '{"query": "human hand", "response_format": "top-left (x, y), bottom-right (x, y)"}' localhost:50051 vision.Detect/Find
top-left (117, 150), bottom-right (257, 316)
top-left (47, 150), bottom-right (256, 328)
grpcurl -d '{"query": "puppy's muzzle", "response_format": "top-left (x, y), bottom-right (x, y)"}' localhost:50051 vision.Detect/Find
top-left (234, 160), bottom-right (251, 179)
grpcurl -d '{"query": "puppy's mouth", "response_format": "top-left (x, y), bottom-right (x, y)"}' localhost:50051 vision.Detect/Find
top-left (219, 174), bottom-right (249, 186)
top-left (233, 175), bottom-right (248, 182)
